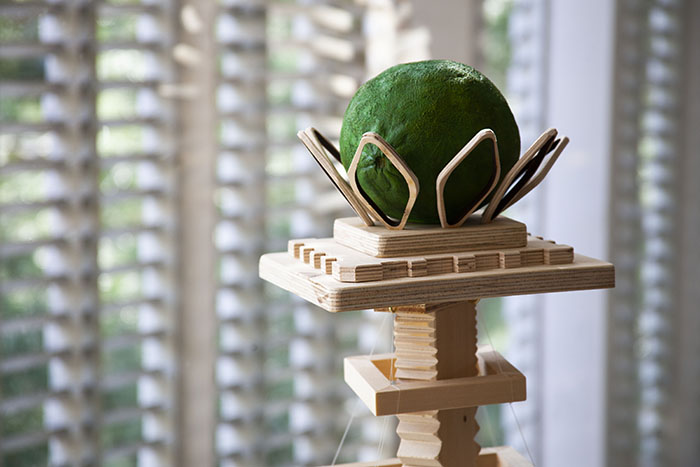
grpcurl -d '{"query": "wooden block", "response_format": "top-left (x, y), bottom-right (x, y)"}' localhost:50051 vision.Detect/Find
top-left (408, 258), bottom-right (428, 277)
top-left (499, 250), bottom-right (521, 269)
top-left (321, 256), bottom-right (336, 274)
top-left (259, 252), bottom-right (615, 312)
top-left (288, 238), bottom-right (314, 258)
top-left (343, 347), bottom-right (526, 416)
top-left (425, 256), bottom-right (454, 276)
top-left (382, 260), bottom-right (409, 280)
top-left (333, 215), bottom-right (527, 258)
top-left (474, 252), bottom-right (500, 270)
top-left (301, 246), bottom-right (315, 264)
top-left (312, 251), bottom-right (325, 269)
top-left (546, 245), bottom-right (574, 265)
top-left (519, 248), bottom-right (544, 266)
top-left (453, 253), bottom-right (476, 273)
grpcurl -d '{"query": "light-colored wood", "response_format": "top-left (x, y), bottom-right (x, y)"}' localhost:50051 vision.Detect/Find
top-left (436, 129), bottom-right (502, 228)
top-left (297, 127), bottom-right (375, 226)
top-left (482, 128), bottom-right (559, 223)
top-left (500, 136), bottom-right (569, 213)
top-left (301, 126), bottom-right (569, 231)
top-left (287, 236), bottom-right (574, 283)
top-left (343, 347), bottom-right (526, 416)
top-left (259, 251), bottom-right (615, 312)
top-left (348, 132), bottom-right (420, 230)
top-left (394, 302), bottom-right (479, 467)
top-left (324, 446), bottom-right (533, 467)
top-left (333, 216), bottom-right (527, 258)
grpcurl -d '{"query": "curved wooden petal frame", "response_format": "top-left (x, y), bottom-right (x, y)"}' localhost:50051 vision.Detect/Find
top-left (482, 128), bottom-right (563, 223)
top-left (499, 136), bottom-right (569, 213)
top-left (347, 132), bottom-right (419, 231)
top-left (436, 129), bottom-right (502, 228)
top-left (299, 126), bottom-right (568, 230)
top-left (297, 127), bottom-right (375, 226)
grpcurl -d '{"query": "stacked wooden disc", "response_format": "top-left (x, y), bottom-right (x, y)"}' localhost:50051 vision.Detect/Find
top-left (258, 216), bottom-right (615, 466)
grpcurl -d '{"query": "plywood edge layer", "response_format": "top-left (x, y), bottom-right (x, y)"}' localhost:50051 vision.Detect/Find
top-left (260, 251), bottom-right (614, 312)
top-left (333, 216), bottom-right (527, 257)
top-left (322, 446), bottom-right (533, 467)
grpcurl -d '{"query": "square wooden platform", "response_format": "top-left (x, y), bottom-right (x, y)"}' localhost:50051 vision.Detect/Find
top-left (344, 347), bottom-right (525, 416)
top-left (259, 251), bottom-right (614, 312)
top-left (323, 446), bottom-right (533, 467)
top-left (333, 216), bottom-right (527, 257)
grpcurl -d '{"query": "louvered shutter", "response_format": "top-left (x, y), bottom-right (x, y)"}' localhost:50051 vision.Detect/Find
top-left (0, 1), bottom-right (178, 465)
top-left (212, 1), bottom-right (427, 464)
top-left (498, 0), bottom-right (549, 461)
top-left (606, 1), bottom-right (700, 466)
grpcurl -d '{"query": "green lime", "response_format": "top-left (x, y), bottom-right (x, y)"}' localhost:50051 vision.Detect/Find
top-left (339, 60), bottom-right (520, 224)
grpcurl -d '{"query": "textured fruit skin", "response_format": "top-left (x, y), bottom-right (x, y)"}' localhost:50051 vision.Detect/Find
top-left (339, 60), bottom-right (520, 224)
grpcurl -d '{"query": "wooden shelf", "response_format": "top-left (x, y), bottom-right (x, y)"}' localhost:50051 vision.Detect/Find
top-left (324, 446), bottom-right (533, 467)
top-left (259, 251), bottom-right (615, 312)
top-left (344, 347), bottom-right (526, 416)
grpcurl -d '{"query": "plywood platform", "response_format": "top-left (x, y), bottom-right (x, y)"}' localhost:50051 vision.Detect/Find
top-left (323, 446), bottom-right (533, 467)
top-left (259, 251), bottom-right (615, 312)
top-left (333, 216), bottom-right (527, 258)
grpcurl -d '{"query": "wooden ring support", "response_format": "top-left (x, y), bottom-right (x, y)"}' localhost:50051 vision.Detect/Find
top-left (297, 127), bottom-right (375, 226)
top-left (499, 136), bottom-right (569, 212)
top-left (482, 128), bottom-right (562, 223)
top-left (436, 129), bottom-right (502, 228)
top-left (347, 132), bottom-right (420, 231)
top-left (298, 126), bottom-right (568, 230)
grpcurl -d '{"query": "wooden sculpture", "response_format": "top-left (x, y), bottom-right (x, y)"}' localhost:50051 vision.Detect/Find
top-left (258, 128), bottom-right (614, 466)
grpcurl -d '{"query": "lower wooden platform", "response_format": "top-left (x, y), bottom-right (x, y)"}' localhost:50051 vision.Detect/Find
top-left (344, 347), bottom-right (526, 416)
top-left (323, 446), bottom-right (533, 467)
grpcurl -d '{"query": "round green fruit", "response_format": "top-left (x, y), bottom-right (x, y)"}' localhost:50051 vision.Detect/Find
top-left (339, 60), bottom-right (520, 224)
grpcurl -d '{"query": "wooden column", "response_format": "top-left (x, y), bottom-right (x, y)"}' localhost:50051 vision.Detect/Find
top-left (392, 301), bottom-right (480, 467)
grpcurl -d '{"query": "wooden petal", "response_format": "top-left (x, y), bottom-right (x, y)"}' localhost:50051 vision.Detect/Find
top-left (297, 127), bottom-right (374, 226)
top-left (435, 129), bottom-right (501, 228)
top-left (347, 132), bottom-right (419, 231)
top-left (482, 128), bottom-right (559, 223)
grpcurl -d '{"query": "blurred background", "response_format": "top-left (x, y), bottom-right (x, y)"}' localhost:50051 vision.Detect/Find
top-left (1, 0), bottom-right (698, 466)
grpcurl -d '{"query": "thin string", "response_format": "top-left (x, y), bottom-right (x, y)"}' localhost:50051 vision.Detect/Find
top-left (376, 413), bottom-right (389, 459)
top-left (481, 306), bottom-right (536, 466)
top-left (479, 402), bottom-right (498, 448)
top-left (331, 312), bottom-right (391, 466)
top-left (376, 314), bottom-right (398, 461)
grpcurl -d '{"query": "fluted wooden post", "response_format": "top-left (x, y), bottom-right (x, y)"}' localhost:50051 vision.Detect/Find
top-left (392, 301), bottom-right (480, 466)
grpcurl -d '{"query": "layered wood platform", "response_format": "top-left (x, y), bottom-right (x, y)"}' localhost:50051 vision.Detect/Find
top-left (259, 252), bottom-right (615, 312)
top-left (333, 216), bottom-right (526, 257)
top-left (288, 235), bottom-right (574, 283)
top-left (323, 446), bottom-right (533, 467)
